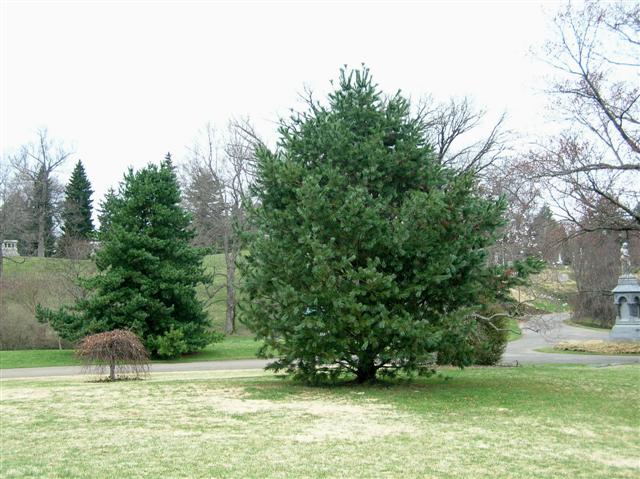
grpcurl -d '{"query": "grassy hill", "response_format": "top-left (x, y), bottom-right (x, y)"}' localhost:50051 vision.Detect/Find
top-left (0, 254), bottom-right (249, 351)
top-left (510, 265), bottom-right (576, 315)
top-left (1, 257), bottom-right (91, 349)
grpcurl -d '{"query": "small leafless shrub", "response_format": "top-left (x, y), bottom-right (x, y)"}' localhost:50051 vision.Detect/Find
top-left (76, 330), bottom-right (150, 380)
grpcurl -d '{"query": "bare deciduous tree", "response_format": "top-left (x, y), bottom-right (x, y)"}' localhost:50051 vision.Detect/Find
top-left (419, 96), bottom-right (509, 177)
top-left (416, 96), bottom-right (546, 267)
top-left (221, 121), bottom-right (257, 334)
top-left (564, 200), bottom-right (640, 327)
top-left (181, 126), bottom-right (227, 249)
top-left (0, 160), bottom-right (10, 279)
top-left (9, 129), bottom-right (70, 256)
top-left (483, 158), bottom-right (543, 265)
top-left (532, 0), bottom-right (640, 232)
top-left (182, 120), bottom-right (257, 334)
top-left (411, 95), bottom-right (544, 268)
top-left (0, 159), bottom-right (31, 278)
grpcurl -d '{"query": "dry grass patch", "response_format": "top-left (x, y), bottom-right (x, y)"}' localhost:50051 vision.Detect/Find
top-left (554, 340), bottom-right (640, 354)
top-left (1, 365), bottom-right (639, 478)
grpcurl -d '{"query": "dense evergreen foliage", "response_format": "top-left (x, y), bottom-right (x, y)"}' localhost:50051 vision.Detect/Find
top-left (437, 255), bottom-right (546, 366)
top-left (240, 68), bottom-right (508, 383)
top-left (38, 158), bottom-right (218, 358)
top-left (60, 160), bottom-right (94, 244)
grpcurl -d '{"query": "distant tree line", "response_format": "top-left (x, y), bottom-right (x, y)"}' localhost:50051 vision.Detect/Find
top-left (0, 129), bottom-right (95, 266)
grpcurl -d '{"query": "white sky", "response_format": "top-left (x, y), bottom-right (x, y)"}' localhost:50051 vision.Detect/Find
top-left (1, 0), bottom-right (563, 206)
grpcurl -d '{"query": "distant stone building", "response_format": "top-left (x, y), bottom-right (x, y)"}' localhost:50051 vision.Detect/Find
top-left (1, 240), bottom-right (20, 257)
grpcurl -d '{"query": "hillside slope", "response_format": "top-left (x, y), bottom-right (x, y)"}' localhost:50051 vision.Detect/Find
top-left (1, 254), bottom-right (242, 350)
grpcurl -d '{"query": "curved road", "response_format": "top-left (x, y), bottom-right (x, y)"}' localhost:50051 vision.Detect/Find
top-left (504, 312), bottom-right (640, 365)
top-left (2, 314), bottom-right (639, 379)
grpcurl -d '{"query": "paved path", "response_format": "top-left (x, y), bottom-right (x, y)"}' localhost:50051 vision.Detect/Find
top-left (504, 312), bottom-right (640, 365)
top-left (2, 314), bottom-right (638, 379)
top-left (0, 359), bottom-right (272, 380)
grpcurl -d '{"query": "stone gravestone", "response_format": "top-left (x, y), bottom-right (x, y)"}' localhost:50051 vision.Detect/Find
top-left (610, 242), bottom-right (640, 341)
top-left (1, 240), bottom-right (20, 257)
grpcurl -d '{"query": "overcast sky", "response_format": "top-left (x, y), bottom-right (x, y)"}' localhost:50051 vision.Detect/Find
top-left (1, 0), bottom-right (563, 205)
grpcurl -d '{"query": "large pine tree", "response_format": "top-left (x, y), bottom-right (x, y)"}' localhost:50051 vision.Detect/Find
top-left (60, 160), bottom-right (94, 244)
top-left (38, 157), bottom-right (217, 358)
top-left (240, 68), bottom-right (507, 382)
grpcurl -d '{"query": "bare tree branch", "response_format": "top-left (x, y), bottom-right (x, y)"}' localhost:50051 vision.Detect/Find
top-left (420, 96), bottom-right (510, 177)
top-left (8, 129), bottom-right (71, 257)
top-left (181, 121), bottom-right (259, 334)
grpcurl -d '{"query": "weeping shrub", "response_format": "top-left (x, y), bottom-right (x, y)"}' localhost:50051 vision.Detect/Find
top-left (76, 330), bottom-right (149, 380)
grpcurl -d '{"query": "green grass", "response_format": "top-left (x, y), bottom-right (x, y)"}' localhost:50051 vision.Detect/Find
top-left (506, 317), bottom-right (522, 341)
top-left (0, 349), bottom-right (80, 369)
top-left (529, 298), bottom-right (571, 313)
top-left (566, 319), bottom-right (611, 331)
top-left (0, 336), bottom-right (263, 369)
top-left (199, 254), bottom-right (254, 335)
top-left (511, 265), bottom-right (575, 314)
top-left (2, 256), bottom-right (92, 275)
top-left (157, 336), bottom-right (263, 363)
top-left (1, 364), bottom-right (638, 478)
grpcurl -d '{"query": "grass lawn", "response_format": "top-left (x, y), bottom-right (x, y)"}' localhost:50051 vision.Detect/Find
top-left (0, 349), bottom-right (79, 369)
top-left (511, 266), bottom-right (575, 315)
top-left (0, 336), bottom-right (263, 369)
top-left (565, 319), bottom-right (611, 331)
top-left (529, 298), bottom-right (571, 313)
top-left (506, 317), bottom-right (522, 341)
top-left (158, 336), bottom-right (263, 363)
top-left (1, 364), bottom-right (638, 478)
top-left (2, 256), bottom-right (91, 274)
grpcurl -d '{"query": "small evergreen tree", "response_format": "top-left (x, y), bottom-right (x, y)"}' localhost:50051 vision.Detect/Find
top-left (38, 157), bottom-right (218, 357)
top-left (528, 205), bottom-right (567, 264)
top-left (60, 160), bottom-right (94, 247)
top-left (240, 68), bottom-right (507, 383)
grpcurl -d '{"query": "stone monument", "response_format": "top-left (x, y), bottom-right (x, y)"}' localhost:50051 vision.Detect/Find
top-left (1, 239), bottom-right (20, 257)
top-left (610, 242), bottom-right (640, 341)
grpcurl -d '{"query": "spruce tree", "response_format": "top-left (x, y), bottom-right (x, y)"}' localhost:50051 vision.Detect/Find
top-left (38, 157), bottom-right (218, 358)
top-left (240, 68), bottom-right (507, 382)
top-left (60, 160), bottom-right (94, 244)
